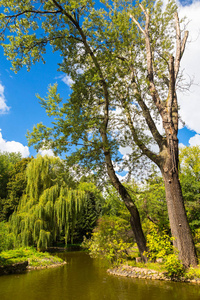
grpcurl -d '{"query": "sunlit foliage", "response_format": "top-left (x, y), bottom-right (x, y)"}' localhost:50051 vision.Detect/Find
top-left (9, 155), bottom-right (86, 249)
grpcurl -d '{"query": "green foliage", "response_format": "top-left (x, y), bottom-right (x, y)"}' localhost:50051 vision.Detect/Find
top-left (0, 152), bottom-right (22, 221)
top-left (102, 185), bottom-right (130, 220)
top-left (164, 254), bottom-right (185, 278)
top-left (136, 170), bottom-right (169, 230)
top-left (184, 266), bottom-right (200, 280)
top-left (1, 157), bottom-right (33, 221)
top-left (9, 155), bottom-right (86, 249)
top-left (72, 182), bottom-right (102, 243)
top-left (0, 0), bottom-right (180, 175)
top-left (194, 229), bottom-right (200, 244)
top-left (82, 216), bottom-right (132, 264)
top-left (0, 247), bottom-right (63, 267)
top-left (145, 221), bottom-right (174, 261)
top-left (144, 221), bottom-right (185, 278)
top-left (179, 146), bottom-right (200, 230)
top-left (0, 221), bottom-right (14, 252)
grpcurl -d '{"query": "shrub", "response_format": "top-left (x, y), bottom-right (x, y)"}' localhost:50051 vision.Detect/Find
top-left (82, 216), bottom-right (132, 264)
top-left (193, 228), bottom-right (200, 244)
top-left (184, 266), bottom-right (200, 280)
top-left (164, 253), bottom-right (185, 278)
top-left (145, 222), bottom-right (174, 261)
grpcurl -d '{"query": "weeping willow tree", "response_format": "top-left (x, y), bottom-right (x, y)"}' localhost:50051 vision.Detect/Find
top-left (9, 155), bottom-right (86, 249)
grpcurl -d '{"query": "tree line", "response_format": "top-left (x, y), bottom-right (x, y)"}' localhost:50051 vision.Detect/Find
top-left (0, 146), bottom-right (200, 259)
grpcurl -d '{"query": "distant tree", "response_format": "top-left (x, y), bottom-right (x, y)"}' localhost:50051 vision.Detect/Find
top-left (179, 146), bottom-right (200, 230)
top-left (1, 157), bottom-right (33, 221)
top-left (0, 152), bottom-right (22, 199)
top-left (0, 152), bottom-right (22, 221)
top-left (71, 182), bottom-right (103, 243)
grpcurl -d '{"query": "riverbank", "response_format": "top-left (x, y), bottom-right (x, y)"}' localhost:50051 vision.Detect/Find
top-left (0, 247), bottom-right (66, 275)
top-left (107, 264), bottom-right (200, 284)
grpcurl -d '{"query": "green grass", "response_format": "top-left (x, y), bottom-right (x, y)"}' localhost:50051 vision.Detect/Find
top-left (0, 247), bottom-right (63, 267)
top-left (127, 260), bottom-right (167, 272)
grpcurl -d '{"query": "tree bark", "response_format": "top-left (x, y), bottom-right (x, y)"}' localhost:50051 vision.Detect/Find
top-left (161, 154), bottom-right (198, 267)
top-left (117, 183), bottom-right (148, 262)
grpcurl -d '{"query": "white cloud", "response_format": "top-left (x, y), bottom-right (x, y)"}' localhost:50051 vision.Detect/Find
top-left (179, 142), bottom-right (186, 149)
top-left (0, 130), bottom-right (30, 157)
top-left (119, 145), bottom-right (132, 156)
top-left (189, 133), bottom-right (200, 146)
top-left (0, 83), bottom-right (10, 114)
top-left (61, 74), bottom-right (74, 87)
top-left (178, 1), bottom-right (200, 134)
top-left (38, 148), bottom-right (55, 157)
top-left (60, 67), bottom-right (84, 87)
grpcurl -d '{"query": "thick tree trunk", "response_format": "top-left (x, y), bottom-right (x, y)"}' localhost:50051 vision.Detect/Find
top-left (162, 168), bottom-right (198, 267)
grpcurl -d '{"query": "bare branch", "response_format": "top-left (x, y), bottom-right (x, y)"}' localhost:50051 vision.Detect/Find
top-left (181, 30), bottom-right (189, 57)
top-left (167, 55), bottom-right (175, 118)
top-left (129, 14), bottom-right (145, 34)
top-left (130, 69), bottom-right (165, 149)
top-left (139, 4), bottom-right (148, 18)
top-left (174, 12), bottom-right (189, 80)
top-left (174, 12), bottom-right (181, 80)
top-left (121, 98), bottom-right (160, 166)
top-left (131, 5), bottom-right (164, 117)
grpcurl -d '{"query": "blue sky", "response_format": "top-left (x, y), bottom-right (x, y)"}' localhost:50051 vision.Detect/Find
top-left (0, 0), bottom-right (200, 159)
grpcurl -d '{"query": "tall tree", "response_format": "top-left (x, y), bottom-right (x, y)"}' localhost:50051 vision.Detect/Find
top-left (9, 155), bottom-right (86, 249)
top-left (0, 0), bottom-right (197, 266)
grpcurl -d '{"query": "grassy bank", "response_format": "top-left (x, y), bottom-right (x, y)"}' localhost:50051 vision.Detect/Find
top-left (0, 247), bottom-right (65, 269)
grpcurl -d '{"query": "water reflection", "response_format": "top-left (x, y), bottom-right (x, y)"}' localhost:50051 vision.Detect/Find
top-left (0, 251), bottom-right (200, 300)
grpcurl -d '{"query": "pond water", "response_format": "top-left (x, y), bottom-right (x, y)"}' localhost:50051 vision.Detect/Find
top-left (0, 251), bottom-right (200, 300)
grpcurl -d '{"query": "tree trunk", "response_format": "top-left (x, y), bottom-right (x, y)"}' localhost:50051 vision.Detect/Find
top-left (119, 185), bottom-right (148, 262)
top-left (162, 168), bottom-right (198, 267)
top-left (100, 126), bottom-right (148, 261)
top-left (108, 175), bottom-right (148, 262)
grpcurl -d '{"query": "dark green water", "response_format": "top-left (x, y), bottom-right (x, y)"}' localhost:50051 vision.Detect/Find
top-left (0, 251), bottom-right (200, 300)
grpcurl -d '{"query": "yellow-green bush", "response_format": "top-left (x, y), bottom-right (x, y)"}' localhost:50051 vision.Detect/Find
top-left (145, 222), bottom-right (174, 261)
top-left (82, 216), bottom-right (132, 264)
